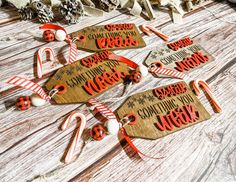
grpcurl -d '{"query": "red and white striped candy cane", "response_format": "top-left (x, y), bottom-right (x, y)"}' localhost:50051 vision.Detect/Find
top-left (37, 47), bottom-right (57, 78)
top-left (140, 24), bottom-right (169, 41)
top-left (191, 79), bottom-right (222, 113)
top-left (61, 112), bottom-right (87, 164)
top-left (40, 24), bottom-right (78, 65)
top-left (5, 76), bottom-right (51, 100)
top-left (148, 62), bottom-right (188, 80)
top-left (88, 99), bottom-right (117, 121)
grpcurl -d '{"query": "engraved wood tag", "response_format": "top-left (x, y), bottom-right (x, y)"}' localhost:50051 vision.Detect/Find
top-left (45, 51), bottom-right (130, 104)
top-left (115, 81), bottom-right (211, 140)
top-left (144, 37), bottom-right (214, 73)
top-left (71, 23), bottom-right (146, 52)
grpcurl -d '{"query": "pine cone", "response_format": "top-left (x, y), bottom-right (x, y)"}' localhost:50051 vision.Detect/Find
top-left (0, 0), bottom-right (6, 7)
top-left (99, 0), bottom-right (119, 12)
top-left (31, 1), bottom-right (54, 23)
top-left (60, 0), bottom-right (84, 24)
top-left (18, 5), bottom-right (36, 20)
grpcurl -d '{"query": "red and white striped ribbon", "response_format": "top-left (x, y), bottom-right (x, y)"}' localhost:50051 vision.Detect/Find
top-left (66, 38), bottom-right (78, 64)
top-left (192, 79), bottom-right (222, 113)
top-left (36, 41), bottom-right (77, 79)
top-left (5, 76), bottom-right (50, 100)
top-left (87, 99), bottom-right (164, 159)
top-left (61, 112), bottom-right (86, 164)
top-left (140, 24), bottom-right (169, 41)
top-left (148, 62), bottom-right (188, 80)
top-left (37, 47), bottom-right (57, 78)
top-left (88, 98), bottom-right (117, 121)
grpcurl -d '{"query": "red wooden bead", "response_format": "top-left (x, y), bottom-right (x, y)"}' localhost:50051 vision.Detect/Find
top-left (16, 96), bottom-right (31, 111)
top-left (91, 124), bottom-right (106, 141)
top-left (43, 30), bottom-right (55, 42)
top-left (129, 70), bottom-right (142, 83)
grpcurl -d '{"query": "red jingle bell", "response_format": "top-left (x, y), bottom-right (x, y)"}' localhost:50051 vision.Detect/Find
top-left (16, 96), bottom-right (31, 111)
top-left (91, 124), bottom-right (106, 141)
top-left (43, 30), bottom-right (55, 42)
top-left (129, 70), bottom-right (142, 83)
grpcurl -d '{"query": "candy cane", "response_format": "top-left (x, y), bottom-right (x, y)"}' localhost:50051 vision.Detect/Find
top-left (148, 62), bottom-right (188, 79)
top-left (191, 79), bottom-right (222, 113)
top-left (40, 23), bottom-right (78, 65)
top-left (5, 76), bottom-right (50, 100)
top-left (88, 99), bottom-right (117, 121)
top-left (37, 47), bottom-right (57, 78)
top-left (61, 112), bottom-right (87, 164)
top-left (140, 24), bottom-right (169, 41)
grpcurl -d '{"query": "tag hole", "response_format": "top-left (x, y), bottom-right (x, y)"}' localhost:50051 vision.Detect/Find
top-left (155, 62), bottom-right (163, 68)
top-left (54, 84), bottom-right (67, 94)
top-left (78, 35), bottom-right (86, 42)
top-left (125, 113), bottom-right (137, 125)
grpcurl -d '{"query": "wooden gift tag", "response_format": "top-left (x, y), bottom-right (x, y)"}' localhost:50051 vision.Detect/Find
top-left (45, 51), bottom-right (130, 104)
top-left (71, 23), bottom-right (146, 52)
top-left (144, 37), bottom-right (214, 73)
top-left (116, 81), bottom-right (211, 139)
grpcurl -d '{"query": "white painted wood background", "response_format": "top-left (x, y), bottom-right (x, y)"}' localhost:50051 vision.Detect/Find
top-left (0, 1), bottom-right (235, 182)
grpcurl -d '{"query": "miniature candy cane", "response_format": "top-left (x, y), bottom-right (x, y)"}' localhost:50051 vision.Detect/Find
top-left (37, 47), bottom-right (57, 78)
top-left (148, 62), bottom-right (188, 80)
top-left (61, 112), bottom-right (87, 164)
top-left (140, 24), bottom-right (169, 41)
top-left (40, 23), bottom-right (78, 65)
top-left (5, 76), bottom-right (51, 100)
top-left (191, 79), bottom-right (222, 113)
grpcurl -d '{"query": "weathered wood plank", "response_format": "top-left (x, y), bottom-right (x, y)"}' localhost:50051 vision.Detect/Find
top-left (0, 2), bottom-right (235, 182)
top-left (0, 1), bottom-right (216, 93)
top-left (72, 60), bottom-right (236, 182)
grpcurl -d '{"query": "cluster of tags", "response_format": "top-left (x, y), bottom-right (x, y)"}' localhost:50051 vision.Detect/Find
top-left (4, 23), bottom-right (221, 163)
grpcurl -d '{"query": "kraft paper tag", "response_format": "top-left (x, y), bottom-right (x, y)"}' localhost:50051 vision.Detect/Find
top-left (144, 37), bottom-right (214, 73)
top-left (71, 23), bottom-right (146, 52)
top-left (115, 81), bottom-right (211, 139)
top-left (45, 51), bottom-right (130, 104)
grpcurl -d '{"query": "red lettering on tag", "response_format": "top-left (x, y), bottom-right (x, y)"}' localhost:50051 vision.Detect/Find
top-left (156, 104), bottom-right (199, 131)
top-left (105, 24), bottom-right (133, 31)
top-left (153, 83), bottom-right (187, 100)
top-left (96, 36), bottom-right (138, 49)
top-left (81, 50), bottom-right (110, 68)
top-left (167, 37), bottom-right (193, 51)
top-left (83, 68), bottom-right (126, 95)
top-left (175, 52), bottom-right (209, 72)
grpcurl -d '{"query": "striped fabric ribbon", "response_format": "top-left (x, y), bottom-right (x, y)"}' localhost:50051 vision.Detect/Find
top-left (61, 112), bottom-right (87, 164)
top-left (66, 38), bottom-right (78, 64)
top-left (5, 76), bottom-right (51, 100)
top-left (88, 98), bottom-right (117, 121)
top-left (38, 24), bottom-right (78, 76)
top-left (148, 62), bottom-right (188, 80)
top-left (192, 79), bottom-right (222, 113)
top-left (87, 99), bottom-right (164, 159)
top-left (36, 40), bottom-right (77, 78)
top-left (37, 47), bottom-right (57, 78)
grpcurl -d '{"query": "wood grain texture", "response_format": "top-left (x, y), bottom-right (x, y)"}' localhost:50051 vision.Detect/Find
top-left (0, 1), bottom-right (235, 182)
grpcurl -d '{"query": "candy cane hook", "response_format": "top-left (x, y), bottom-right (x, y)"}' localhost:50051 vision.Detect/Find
top-left (37, 47), bottom-right (57, 78)
top-left (191, 79), bottom-right (222, 113)
top-left (140, 24), bottom-right (169, 41)
top-left (61, 112), bottom-right (87, 163)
